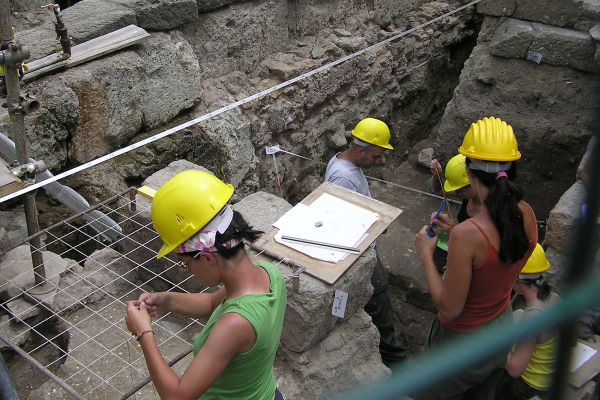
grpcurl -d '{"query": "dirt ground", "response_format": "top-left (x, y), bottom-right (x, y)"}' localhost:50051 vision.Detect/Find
top-left (369, 155), bottom-right (447, 357)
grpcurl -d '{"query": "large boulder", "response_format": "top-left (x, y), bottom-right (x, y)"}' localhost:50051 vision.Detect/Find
top-left (275, 309), bottom-right (390, 400)
top-left (477, 0), bottom-right (600, 32)
top-left (0, 206), bottom-right (27, 254)
top-left (181, 0), bottom-right (289, 79)
top-left (62, 1), bottom-right (137, 45)
top-left (112, 0), bottom-right (198, 31)
top-left (59, 51), bottom-right (145, 164)
top-left (233, 191), bottom-right (376, 351)
top-left (544, 181), bottom-right (586, 254)
top-left (0, 245), bottom-right (70, 294)
top-left (134, 31), bottom-right (203, 130)
top-left (275, 247), bottom-right (377, 352)
top-left (52, 248), bottom-right (136, 315)
top-left (489, 18), bottom-right (599, 73)
top-left (0, 78), bottom-right (79, 172)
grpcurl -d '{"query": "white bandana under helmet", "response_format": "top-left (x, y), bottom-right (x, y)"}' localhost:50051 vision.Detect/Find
top-left (468, 158), bottom-right (512, 173)
top-left (176, 205), bottom-right (240, 253)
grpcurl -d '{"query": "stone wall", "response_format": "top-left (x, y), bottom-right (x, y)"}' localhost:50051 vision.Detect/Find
top-left (2, 0), bottom-right (478, 208)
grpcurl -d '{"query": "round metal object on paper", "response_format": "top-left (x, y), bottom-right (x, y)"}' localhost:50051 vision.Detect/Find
top-left (315, 221), bottom-right (323, 227)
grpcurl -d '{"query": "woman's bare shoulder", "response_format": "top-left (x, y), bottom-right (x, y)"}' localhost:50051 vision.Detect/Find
top-left (452, 219), bottom-right (483, 240)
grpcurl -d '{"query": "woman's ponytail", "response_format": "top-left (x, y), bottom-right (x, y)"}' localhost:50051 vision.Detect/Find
top-left (469, 163), bottom-right (529, 263)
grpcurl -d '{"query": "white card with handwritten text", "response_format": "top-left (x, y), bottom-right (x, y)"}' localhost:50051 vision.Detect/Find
top-left (332, 290), bottom-right (349, 318)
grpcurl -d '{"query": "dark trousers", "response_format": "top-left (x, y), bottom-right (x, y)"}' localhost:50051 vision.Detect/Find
top-left (414, 307), bottom-right (512, 400)
top-left (494, 372), bottom-right (541, 400)
top-left (364, 255), bottom-right (407, 366)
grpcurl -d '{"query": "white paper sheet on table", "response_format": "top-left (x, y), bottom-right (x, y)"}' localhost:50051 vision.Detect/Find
top-left (570, 341), bottom-right (598, 372)
top-left (273, 193), bottom-right (379, 263)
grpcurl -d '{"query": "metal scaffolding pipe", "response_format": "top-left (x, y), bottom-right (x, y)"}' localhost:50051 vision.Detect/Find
top-left (0, 334), bottom-right (82, 399)
top-left (0, 0), bottom-right (46, 284)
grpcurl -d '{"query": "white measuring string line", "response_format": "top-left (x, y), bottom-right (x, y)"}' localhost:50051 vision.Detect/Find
top-left (268, 144), bottom-right (463, 204)
top-left (0, 0), bottom-right (481, 204)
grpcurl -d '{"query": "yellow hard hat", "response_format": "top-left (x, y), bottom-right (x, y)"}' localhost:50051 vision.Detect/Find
top-left (151, 170), bottom-right (234, 259)
top-left (443, 154), bottom-right (469, 192)
top-left (458, 117), bottom-right (521, 161)
top-left (351, 118), bottom-right (394, 150)
top-left (520, 244), bottom-right (550, 275)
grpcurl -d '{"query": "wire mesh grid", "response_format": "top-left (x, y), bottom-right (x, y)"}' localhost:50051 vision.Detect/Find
top-left (0, 188), bottom-right (210, 399)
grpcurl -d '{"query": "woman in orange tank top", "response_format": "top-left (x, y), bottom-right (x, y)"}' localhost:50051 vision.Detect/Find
top-left (414, 117), bottom-right (538, 400)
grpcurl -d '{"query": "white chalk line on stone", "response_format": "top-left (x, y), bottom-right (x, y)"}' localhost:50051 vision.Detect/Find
top-left (0, 0), bottom-right (482, 204)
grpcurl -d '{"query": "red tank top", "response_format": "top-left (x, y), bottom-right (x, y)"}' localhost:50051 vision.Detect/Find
top-left (439, 219), bottom-right (537, 332)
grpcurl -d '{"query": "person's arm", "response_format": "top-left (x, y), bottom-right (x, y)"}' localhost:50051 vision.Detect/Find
top-left (505, 308), bottom-right (540, 378)
top-left (127, 304), bottom-right (255, 399)
top-left (139, 287), bottom-right (227, 319)
top-left (506, 337), bottom-right (537, 378)
top-left (415, 222), bottom-right (475, 320)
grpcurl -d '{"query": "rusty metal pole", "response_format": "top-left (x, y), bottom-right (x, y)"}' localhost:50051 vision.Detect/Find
top-left (0, 0), bottom-right (47, 285)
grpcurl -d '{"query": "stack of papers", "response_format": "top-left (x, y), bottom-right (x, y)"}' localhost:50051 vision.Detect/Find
top-left (273, 193), bottom-right (379, 263)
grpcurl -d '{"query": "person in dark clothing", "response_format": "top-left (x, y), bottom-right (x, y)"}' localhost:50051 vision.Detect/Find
top-left (325, 117), bottom-right (407, 366)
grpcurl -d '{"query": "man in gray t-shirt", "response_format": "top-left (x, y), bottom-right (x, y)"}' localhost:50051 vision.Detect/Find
top-left (325, 153), bottom-right (371, 196)
top-left (325, 118), bottom-right (407, 365)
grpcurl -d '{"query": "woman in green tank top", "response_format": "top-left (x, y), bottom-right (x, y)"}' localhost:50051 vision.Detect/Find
top-left (124, 170), bottom-right (287, 400)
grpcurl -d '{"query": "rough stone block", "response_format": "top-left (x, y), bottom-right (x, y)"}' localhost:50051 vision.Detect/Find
top-left (577, 136), bottom-right (597, 182)
top-left (0, 245), bottom-right (68, 296)
top-left (53, 248), bottom-right (136, 314)
top-left (288, 0), bottom-right (371, 37)
top-left (59, 51), bottom-right (145, 163)
top-left (5, 297), bottom-right (41, 322)
top-left (576, 0), bottom-right (600, 31)
top-left (232, 189), bottom-right (376, 352)
top-left (275, 310), bottom-right (389, 400)
top-left (0, 206), bottom-right (27, 254)
top-left (196, 0), bottom-right (246, 13)
top-left (182, 0), bottom-right (289, 78)
top-left (15, 21), bottom-right (62, 61)
top-left (476, 0), bottom-right (516, 17)
top-left (135, 31), bottom-right (202, 130)
top-left (543, 246), bottom-right (569, 294)
top-left (489, 18), bottom-right (536, 59)
top-left (273, 247), bottom-right (376, 352)
top-left (136, 0), bottom-right (198, 30)
top-left (478, 0), bottom-right (582, 29)
top-left (9, 0), bottom-right (47, 12)
top-left (545, 181), bottom-right (585, 254)
top-left (333, 36), bottom-right (369, 53)
top-left (122, 160), bottom-right (210, 293)
top-left (63, 0), bottom-right (137, 44)
top-left (490, 18), bottom-right (599, 73)
top-left (233, 191), bottom-right (292, 234)
top-left (0, 315), bottom-right (29, 351)
top-left (417, 147), bottom-right (434, 168)
top-left (9, 78), bottom-right (79, 172)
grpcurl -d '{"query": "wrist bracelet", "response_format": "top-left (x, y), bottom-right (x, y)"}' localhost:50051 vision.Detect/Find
top-left (135, 329), bottom-right (154, 342)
